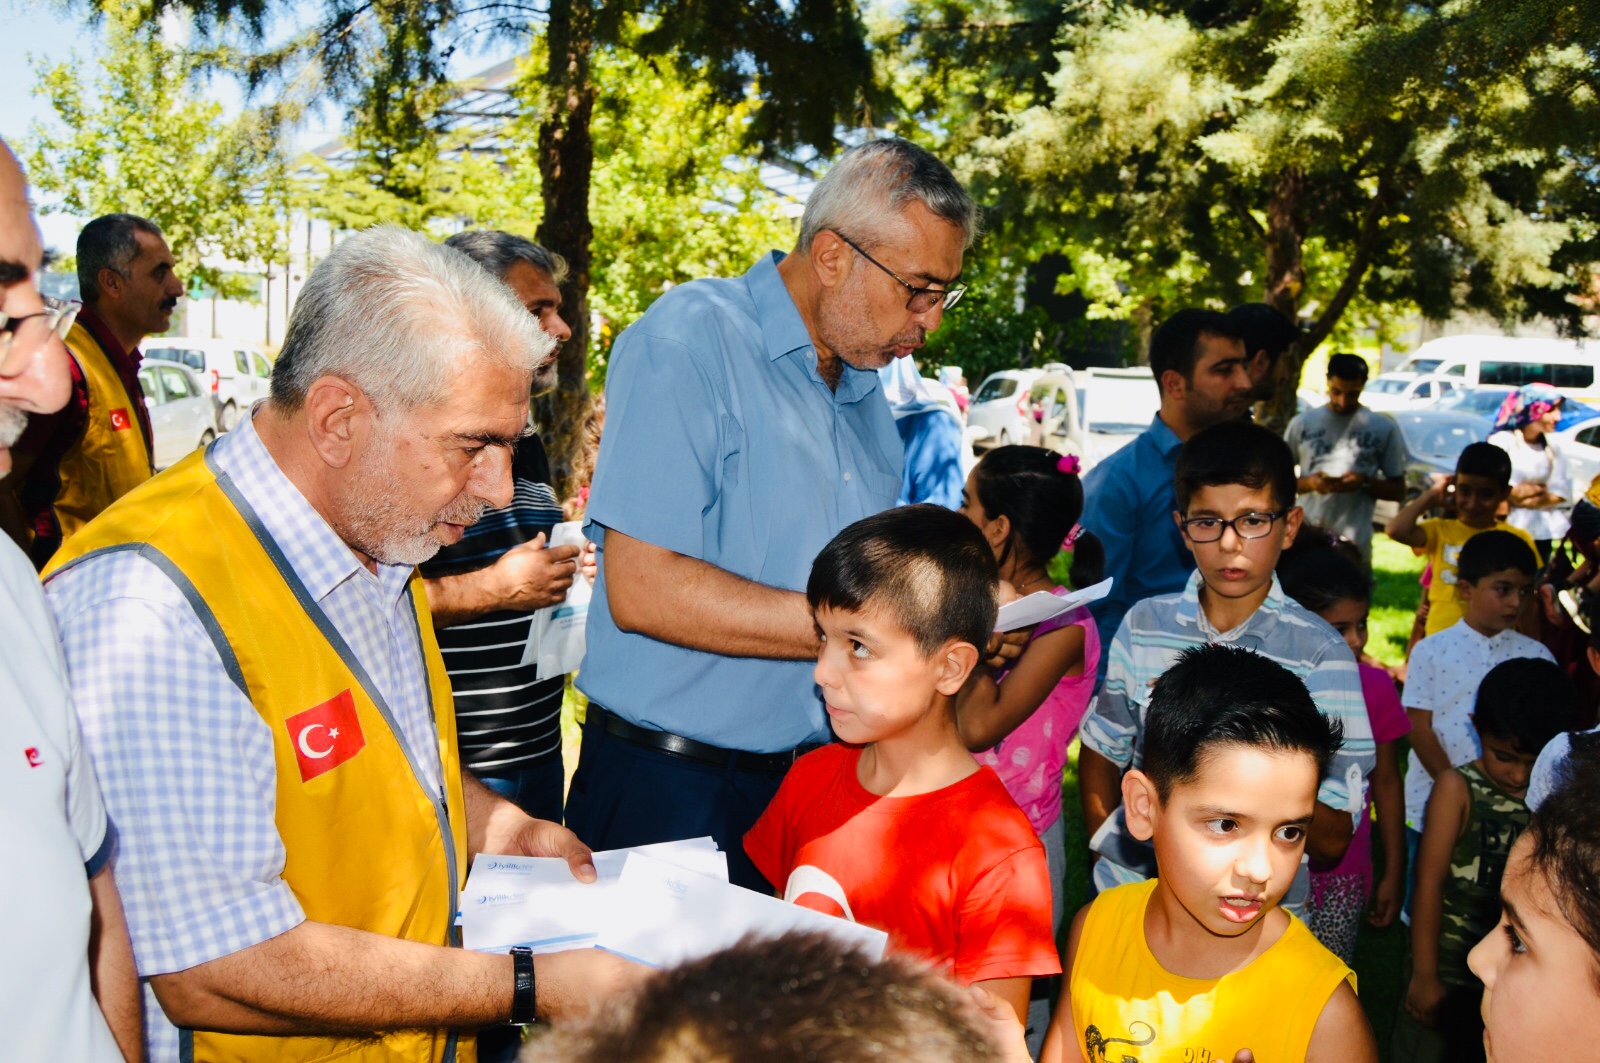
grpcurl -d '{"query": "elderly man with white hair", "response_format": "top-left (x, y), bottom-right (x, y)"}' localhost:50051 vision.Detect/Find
top-left (43, 225), bottom-right (635, 1063)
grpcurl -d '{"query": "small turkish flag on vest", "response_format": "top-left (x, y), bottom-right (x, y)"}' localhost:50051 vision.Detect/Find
top-left (285, 689), bottom-right (367, 782)
top-left (109, 408), bottom-right (131, 431)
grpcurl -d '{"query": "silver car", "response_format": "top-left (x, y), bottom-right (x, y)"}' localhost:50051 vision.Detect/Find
top-left (138, 361), bottom-right (219, 470)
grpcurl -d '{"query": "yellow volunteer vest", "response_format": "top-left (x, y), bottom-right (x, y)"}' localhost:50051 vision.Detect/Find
top-left (1067, 880), bottom-right (1354, 1062)
top-left (46, 447), bottom-right (473, 1063)
top-left (54, 320), bottom-right (153, 545)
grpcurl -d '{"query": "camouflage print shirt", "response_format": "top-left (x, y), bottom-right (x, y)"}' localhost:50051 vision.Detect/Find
top-left (1439, 762), bottom-right (1530, 985)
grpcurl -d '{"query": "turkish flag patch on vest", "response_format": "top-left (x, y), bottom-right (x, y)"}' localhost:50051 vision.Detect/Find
top-left (109, 408), bottom-right (132, 431)
top-left (286, 689), bottom-right (367, 782)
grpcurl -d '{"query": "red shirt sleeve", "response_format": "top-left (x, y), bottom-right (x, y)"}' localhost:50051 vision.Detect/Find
top-left (953, 845), bottom-right (1062, 984)
top-left (743, 775), bottom-right (797, 894)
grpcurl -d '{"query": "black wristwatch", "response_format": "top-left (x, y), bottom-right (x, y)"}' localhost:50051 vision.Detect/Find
top-left (508, 946), bottom-right (537, 1026)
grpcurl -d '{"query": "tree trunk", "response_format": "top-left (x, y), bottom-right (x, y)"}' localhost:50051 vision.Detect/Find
top-left (1259, 166), bottom-right (1307, 435)
top-left (531, 0), bottom-right (597, 504)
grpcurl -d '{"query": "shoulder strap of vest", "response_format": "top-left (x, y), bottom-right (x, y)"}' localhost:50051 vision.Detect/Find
top-left (50, 540), bottom-right (251, 698)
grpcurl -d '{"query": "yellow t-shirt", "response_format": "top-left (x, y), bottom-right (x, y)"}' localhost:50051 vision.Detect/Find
top-left (1068, 880), bottom-right (1354, 1063)
top-left (1419, 519), bottom-right (1539, 635)
top-left (1585, 477), bottom-right (1600, 510)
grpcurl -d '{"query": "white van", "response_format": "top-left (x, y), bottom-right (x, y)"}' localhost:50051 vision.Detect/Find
top-left (1396, 335), bottom-right (1598, 399)
top-left (142, 338), bottom-right (273, 431)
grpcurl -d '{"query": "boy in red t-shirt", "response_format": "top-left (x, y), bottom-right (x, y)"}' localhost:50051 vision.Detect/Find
top-left (744, 504), bottom-right (1061, 1024)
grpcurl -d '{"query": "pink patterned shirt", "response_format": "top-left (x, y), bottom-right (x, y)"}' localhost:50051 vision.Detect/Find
top-left (976, 596), bottom-right (1101, 835)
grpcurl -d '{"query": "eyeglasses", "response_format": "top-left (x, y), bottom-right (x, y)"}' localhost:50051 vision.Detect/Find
top-left (1179, 510), bottom-right (1286, 543)
top-left (831, 231), bottom-right (967, 313)
top-left (1, 296), bottom-right (80, 376)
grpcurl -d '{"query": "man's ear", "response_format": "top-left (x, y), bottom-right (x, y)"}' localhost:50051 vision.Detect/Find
top-left (302, 375), bottom-right (369, 470)
top-left (97, 267), bottom-right (125, 303)
top-left (1158, 368), bottom-right (1185, 402)
top-left (1122, 769), bottom-right (1161, 842)
top-left (1585, 644), bottom-right (1600, 678)
top-left (809, 229), bottom-right (852, 292)
top-left (935, 638), bottom-right (981, 695)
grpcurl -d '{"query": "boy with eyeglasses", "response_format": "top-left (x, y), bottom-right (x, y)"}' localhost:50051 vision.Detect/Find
top-left (1078, 420), bottom-right (1375, 913)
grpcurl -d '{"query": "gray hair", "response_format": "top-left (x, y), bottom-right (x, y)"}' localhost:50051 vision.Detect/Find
top-left (444, 230), bottom-right (568, 286)
top-left (77, 213), bottom-right (164, 304)
top-left (797, 139), bottom-right (978, 252)
top-left (270, 225), bottom-right (553, 414)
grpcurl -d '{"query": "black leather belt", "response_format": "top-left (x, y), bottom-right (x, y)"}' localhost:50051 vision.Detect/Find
top-left (594, 706), bottom-right (824, 775)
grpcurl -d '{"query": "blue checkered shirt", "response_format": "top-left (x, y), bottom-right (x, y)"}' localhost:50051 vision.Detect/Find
top-left (44, 415), bottom-right (444, 1062)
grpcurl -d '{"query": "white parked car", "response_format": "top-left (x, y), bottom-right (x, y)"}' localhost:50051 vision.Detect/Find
top-left (1358, 372), bottom-right (1463, 412)
top-left (1080, 366), bottom-right (1161, 471)
top-left (1397, 334), bottom-right (1599, 400)
top-left (967, 368), bottom-right (1047, 451)
top-left (137, 361), bottom-right (218, 470)
top-left (1029, 370), bottom-right (1087, 460)
top-left (143, 337), bottom-right (273, 431)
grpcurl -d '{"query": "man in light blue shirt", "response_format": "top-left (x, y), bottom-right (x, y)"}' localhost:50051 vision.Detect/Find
top-left (574, 139), bottom-right (976, 889)
top-left (1081, 309), bottom-right (1254, 673)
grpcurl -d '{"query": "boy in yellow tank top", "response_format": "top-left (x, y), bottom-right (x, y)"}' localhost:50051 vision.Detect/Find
top-left (1040, 644), bottom-right (1377, 1063)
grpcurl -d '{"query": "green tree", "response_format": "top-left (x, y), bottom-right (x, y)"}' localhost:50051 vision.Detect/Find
top-left (885, 0), bottom-right (1600, 428)
top-left (121, 0), bottom-right (882, 493)
top-left (573, 43), bottom-right (800, 385)
top-left (27, 1), bottom-right (289, 298)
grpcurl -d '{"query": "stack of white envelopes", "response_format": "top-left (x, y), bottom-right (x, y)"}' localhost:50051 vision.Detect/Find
top-left (458, 837), bottom-right (887, 969)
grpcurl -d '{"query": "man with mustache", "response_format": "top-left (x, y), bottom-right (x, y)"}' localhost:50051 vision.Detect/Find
top-left (43, 225), bottom-right (637, 1063)
top-left (570, 138), bottom-right (975, 889)
top-left (7, 212), bottom-right (181, 566)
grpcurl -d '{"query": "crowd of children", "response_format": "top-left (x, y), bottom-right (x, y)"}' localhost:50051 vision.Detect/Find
top-left (531, 415), bottom-right (1597, 1063)
top-left (536, 734), bottom-right (1600, 1063)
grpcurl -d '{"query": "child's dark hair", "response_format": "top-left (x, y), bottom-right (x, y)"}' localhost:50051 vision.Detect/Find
top-left (1277, 526), bottom-right (1371, 614)
top-left (1456, 440), bottom-right (1513, 486)
top-left (1174, 420), bottom-right (1297, 513)
top-left (1472, 658), bottom-right (1581, 757)
top-left (969, 445), bottom-right (1103, 589)
top-left (1525, 733), bottom-right (1600, 985)
top-left (1142, 644), bottom-right (1343, 800)
top-left (520, 930), bottom-right (1003, 1063)
top-left (808, 505), bottom-right (997, 655)
top-left (1457, 529), bottom-right (1539, 583)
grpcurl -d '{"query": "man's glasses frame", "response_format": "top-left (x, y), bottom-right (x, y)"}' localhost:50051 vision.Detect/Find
top-left (1, 296), bottom-right (80, 375)
top-left (1178, 510), bottom-right (1287, 543)
top-left (831, 230), bottom-right (967, 313)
